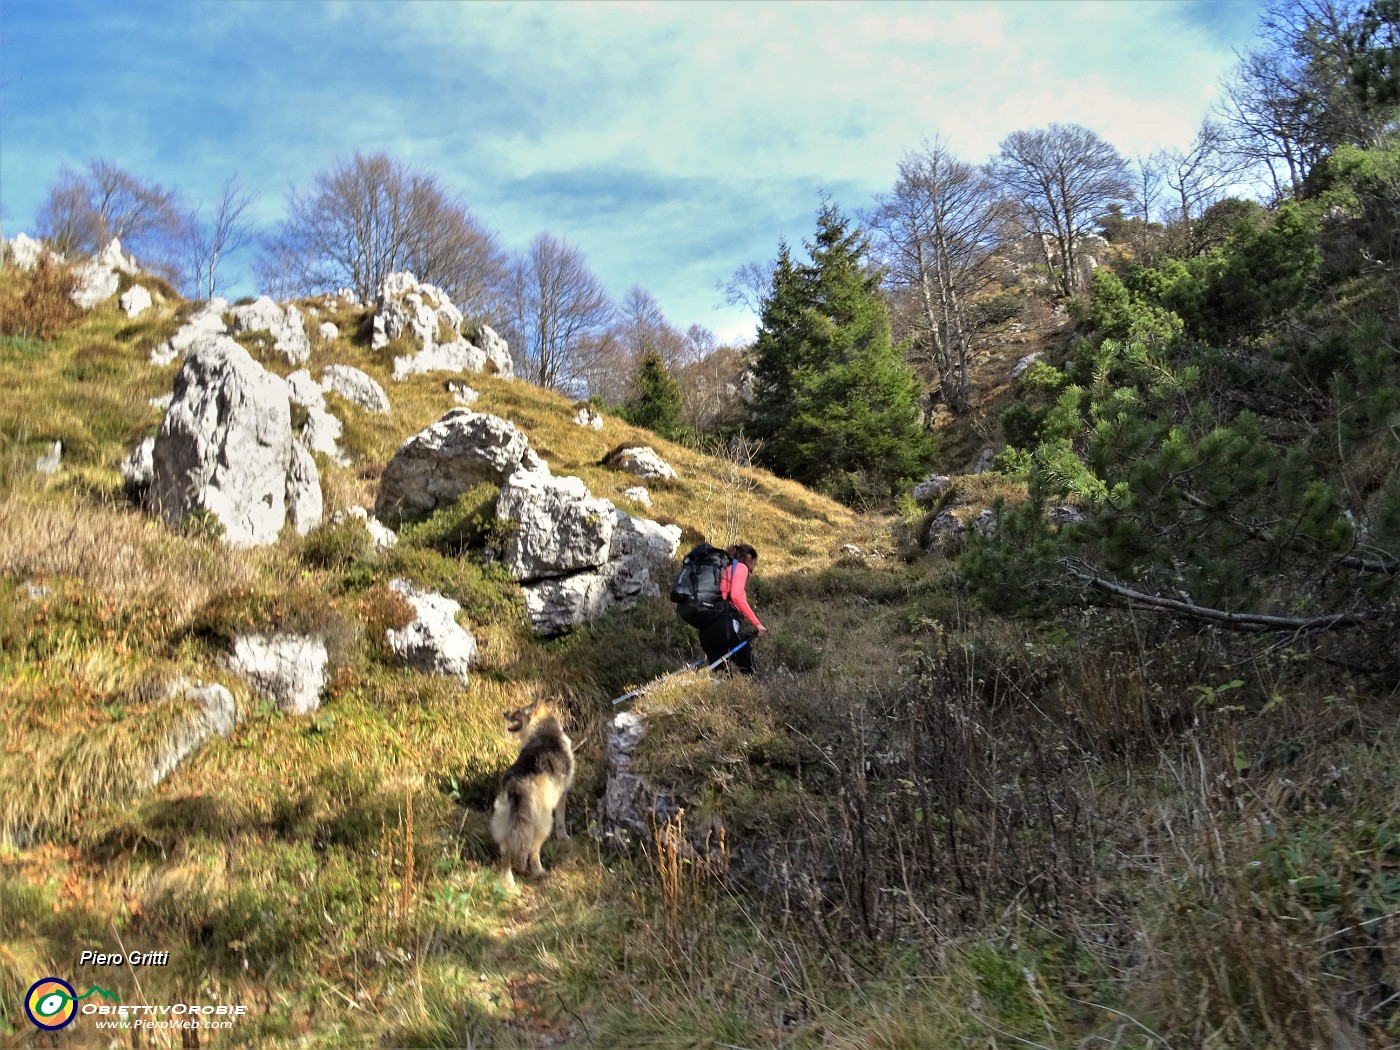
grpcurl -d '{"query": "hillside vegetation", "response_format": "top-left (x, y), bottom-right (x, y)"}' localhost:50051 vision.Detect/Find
top-left (4, 145), bottom-right (1400, 1050)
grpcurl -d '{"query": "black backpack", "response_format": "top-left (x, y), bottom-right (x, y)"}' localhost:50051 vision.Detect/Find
top-left (670, 543), bottom-right (732, 627)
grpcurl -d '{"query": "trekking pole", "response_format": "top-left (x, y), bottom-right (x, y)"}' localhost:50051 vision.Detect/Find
top-left (609, 640), bottom-right (750, 706)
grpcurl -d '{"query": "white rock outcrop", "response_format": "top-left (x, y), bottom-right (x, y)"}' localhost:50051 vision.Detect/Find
top-left (8, 233), bottom-right (57, 271)
top-left (622, 486), bottom-right (651, 509)
top-left (119, 284), bottom-right (153, 318)
top-left (150, 299), bottom-right (229, 365)
top-left (121, 436), bottom-right (156, 490)
top-left (573, 405), bottom-right (605, 430)
top-left (498, 471), bottom-right (682, 635)
top-left (318, 321), bottom-right (339, 341)
top-left (149, 680), bottom-right (238, 786)
top-left (328, 506), bottom-right (398, 553)
top-left (229, 296), bottom-right (310, 365)
top-left (285, 440), bottom-right (323, 535)
top-left (498, 471), bottom-right (617, 581)
top-left (373, 272), bottom-right (514, 380)
top-left (911, 475), bottom-right (952, 504)
top-left (609, 446), bottom-right (677, 481)
top-left (374, 409), bottom-right (543, 522)
top-left (149, 335), bottom-right (321, 546)
top-left (321, 365), bottom-right (390, 414)
top-left (35, 441), bottom-right (62, 475)
top-left (228, 633), bottom-right (328, 715)
top-left (384, 578), bottom-right (478, 682)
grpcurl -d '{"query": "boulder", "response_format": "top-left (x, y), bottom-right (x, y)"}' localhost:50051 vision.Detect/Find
top-left (1010, 352), bottom-right (1042, 380)
top-left (511, 497), bottom-right (681, 635)
top-left (228, 633), bottom-right (328, 715)
top-left (911, 474), bottom-right (952, 504)
top-left (374, 409), bottom-right (542, 523)
top-left (601, 711), bottom-right (676, 843)
top-left (373, 271), bottom-right (462, 351)
top-left (229, 296), bottom-right (310, 365)
top-left (318, 322), bottom-right (338, 341)
top-left (474, 325), bottom-right (515, 379)
top-left (329, 506), bottom-right (398, 553)
top-left (150, 299), bottom-right (229, 366)
top-left (497, 470), bottom-right (616, 581)
top-left (148, 680), bottom-right (238, 786)
top-left (284, 369), bottom-right (324, 408)
top-left (285, 440), bottom-right (324, 535)
top-left (383, 578), bottom-right (478, 682)
top-left (622, 485), bottom-right (651, 509)
top-left (149, 335), bottom-right (313, 547)
top-left (391, 339), bottom-right (501, 381)
top-left (609, 446), bottom-right (677, 481)
top-left (119, 284), bottom-right (153, 318)
top-left (321, 364), bottom-right (390, 414)
top-left (448, 381), bottom-right (479, 406)
top-left (70, 238), bottom-right (140, 309)
top-left (573, 405), bottom-right (605, 430)
top-left (35, 441), bottom-right (62, 475)
top-left (9, 233), bottom-right (56, 271)
top-left (121, 436), bottom-right (156, 490)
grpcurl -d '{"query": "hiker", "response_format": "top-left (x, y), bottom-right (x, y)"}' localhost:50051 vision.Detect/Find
top-left (699, 543), bottom-right (765, 675)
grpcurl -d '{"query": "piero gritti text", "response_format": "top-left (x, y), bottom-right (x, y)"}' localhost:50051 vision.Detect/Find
top-left (80, 951), bottom-right (170, 966)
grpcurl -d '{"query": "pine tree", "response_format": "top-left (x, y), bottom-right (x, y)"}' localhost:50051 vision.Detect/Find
top-left (621, 349), bottom-right (688, 443)
top-left (750, 207), bottom-right (933, 503)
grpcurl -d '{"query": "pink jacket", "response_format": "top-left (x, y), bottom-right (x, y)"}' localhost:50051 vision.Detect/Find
top-left (721, 560), bottom-right (763, 631)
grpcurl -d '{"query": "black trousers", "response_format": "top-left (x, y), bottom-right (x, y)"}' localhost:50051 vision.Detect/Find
top-left (698, 605), bottom-right (754, 675)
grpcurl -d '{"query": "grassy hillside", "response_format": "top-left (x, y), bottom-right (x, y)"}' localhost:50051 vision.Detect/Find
top-left (2, 243), bottom-right (1398, 1049)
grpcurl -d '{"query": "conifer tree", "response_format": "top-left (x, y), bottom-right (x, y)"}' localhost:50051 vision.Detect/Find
top-left (621, 349), bottom-right (688, 442)
top-left (750, 206), bottom-right (932, 503)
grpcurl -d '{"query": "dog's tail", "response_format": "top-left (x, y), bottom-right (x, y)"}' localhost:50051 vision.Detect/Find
top-left (492, 781), bottom-right (537, 870)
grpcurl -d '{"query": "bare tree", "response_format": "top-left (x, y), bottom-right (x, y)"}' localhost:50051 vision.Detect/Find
top-left (184, 174), bottom-right (254, 300)
top-left (868, 139), bottom-right (1005, 414)
top-left (1218, 0), bottom-right (1389, 198)
top-left (259, 151), bottom-right (509, 318)
top-left (502, 232), bottom-right (614, 392)
top-left (35, 159), bottom-right (185, 278)
top-left (992, 124), bottom-right (1133, 297)
top-left (718, 259), bottom-right (775, 316)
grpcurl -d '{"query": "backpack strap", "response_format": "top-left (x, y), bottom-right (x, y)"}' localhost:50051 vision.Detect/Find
top-left (720, 558), bottom-right (737, 601)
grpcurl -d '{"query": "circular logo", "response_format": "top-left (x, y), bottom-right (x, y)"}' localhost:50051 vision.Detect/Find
top-left (25, 977), bottom-right (78, 1030)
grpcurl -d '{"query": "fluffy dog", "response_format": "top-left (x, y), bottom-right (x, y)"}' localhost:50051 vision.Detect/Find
top-left (490, 700), bottom-right (575, 888)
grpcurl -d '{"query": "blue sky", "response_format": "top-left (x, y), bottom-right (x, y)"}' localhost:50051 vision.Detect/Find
top-left (1, 0), bottom-right (1263, 343)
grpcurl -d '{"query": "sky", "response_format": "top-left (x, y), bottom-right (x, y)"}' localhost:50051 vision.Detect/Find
top-left (1, 0), bottom-right (1264, 344)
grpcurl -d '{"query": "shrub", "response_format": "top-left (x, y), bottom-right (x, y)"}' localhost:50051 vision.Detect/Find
top-left (0, 256), bottom-right (83, 340)
top-left (300, 517), bottom-right (374, 571)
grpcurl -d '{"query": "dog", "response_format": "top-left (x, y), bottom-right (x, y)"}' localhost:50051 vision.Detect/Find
top-left (490, 700), bottom-right (575, 888)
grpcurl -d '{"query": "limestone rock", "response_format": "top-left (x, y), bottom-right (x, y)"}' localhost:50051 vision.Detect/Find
top-left (228, 633), bottom-right (328, 715)
top-left (149, 335), bottom-right (301, 547)
top-left (229, 296), bottom-right (310, 365)
top-left (497, 470), bottom-right (616, 581)
top-left (911, 475), bottom-right (952, 505)
top-left (609, 446), bottom-right (677, 481)
top-left (374, 271), bottom-right (462, 351)
top-left (35, 441), bottom-right (62, 475)
top-left (285, 440), bottom-right (324, 535)
top-left (8, 233), bottom-right (57, 271)
top-left (321, 364), bottom-right (390, 414)
top-left (119, 284), bottom-right (153, 318)
top-left (149, 680), bottom-right (238, 786)
top-left (391, 339), bottom-right (496, 381)
top-left (621, 485), bottom-right (651, 509)
top-left (573, 405), bottom-right (605, 430)
top-left (318, 321), bottom-right (339, 341)
top-left (329, 506), bottom-right (398, 552)
top-left (384, 578), bottom-right (478, 682)
top-left (1010, 353), bottom-right (1043, 380)
top-left (473, 325), bottom-right (515, 379)
top-left (374, 409), bottom-right (539, 523)
top-left (150, 300), bottom-right (229, 366)
top-left (121, 436), bottom-right (156, 490)
top-left (601, 711), bottom-right (676, 842)
top-left (448, 382), bottom-right (479, 406)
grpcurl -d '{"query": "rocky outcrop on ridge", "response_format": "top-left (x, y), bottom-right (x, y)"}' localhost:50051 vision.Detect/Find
top-left (229, 296), bottom-right (311, 365)
top-left (148, 335), bottom-right (322, 546)
top-left (372, 272), bottom-right (514, 381)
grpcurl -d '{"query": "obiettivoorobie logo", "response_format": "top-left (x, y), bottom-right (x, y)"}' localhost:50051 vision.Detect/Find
top-left (24, 977), bottom-right (120, 1031)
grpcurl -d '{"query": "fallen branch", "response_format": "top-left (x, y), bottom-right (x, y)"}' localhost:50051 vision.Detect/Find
top-left (1060, 561), bottom-right (1394, 633)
